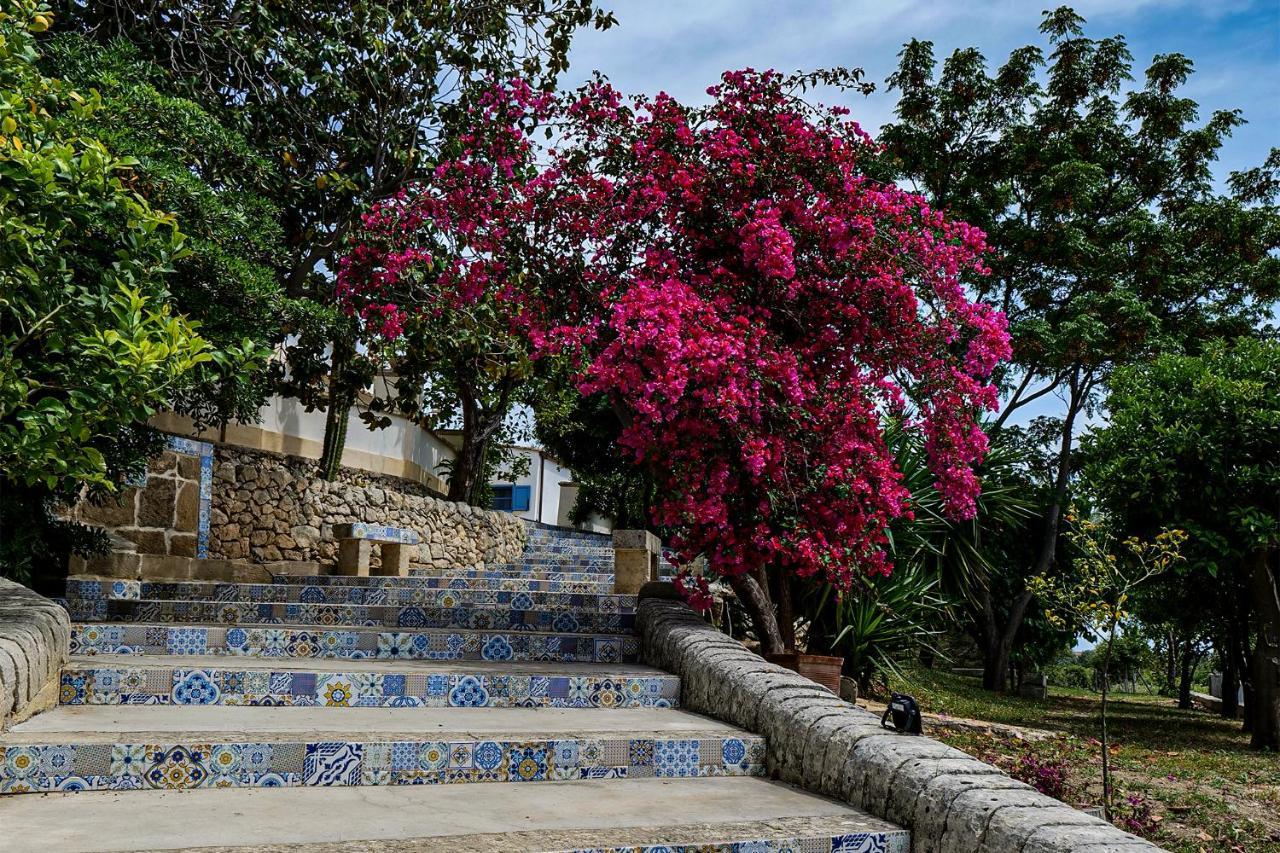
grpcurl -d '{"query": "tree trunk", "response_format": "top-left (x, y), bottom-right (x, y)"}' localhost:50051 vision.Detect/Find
top-left (318, 336), bottom-right (356, 481)
top-left (1248, 549), bottom-right (1280, 751)
top-left (728, 573), bottom-right (785, 656)
top-left (768, 568), bottom-right (797, 650)
top-left (447, 426), bottom-right (491, 505)
top-left (1164, 629), bottom-right (1178, 695)
top-left (1221, 630), bottom-right (1239, 719)
top-left (1099, 618), bottom-right (1117, 822)
top-left (981, 588), bottom-right (1033, 692)
top-left (1177, 640), bottom-right (1195, 710)
top-left (980, 373), bottom-right (1084, 692)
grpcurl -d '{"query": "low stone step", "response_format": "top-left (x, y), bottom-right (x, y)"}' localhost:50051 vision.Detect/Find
top-left (0, 707), bottom-right (759, 794)
top-left (57, 656), bottom-right (677, 708)
top-left (71, 623), bottom-right (639, 663)
top-left (66, 598), bottom-right (635, 635)
top-left (66, 578), bottom-right (635, 611)
top-left (0, 776), bottom-right (908, 852)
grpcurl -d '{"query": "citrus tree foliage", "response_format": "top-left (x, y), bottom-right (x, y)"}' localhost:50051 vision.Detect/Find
top-left (878, 6), bottom-right (1280, 688)
top-left (41, 33), bottom-right (282, 427)
top-left (339, 73), bottom-right (1011, 651)
top-left (1081, 338), bottom-right (1280, 749)
top-left (0, 2), bottom-right (215, 581)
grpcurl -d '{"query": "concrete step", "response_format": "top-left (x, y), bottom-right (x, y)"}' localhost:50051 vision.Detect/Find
top-left (0, 776), bottom-right (909, 852)
top-left (67, 598), bottom-right (636, 635)
top-left (70, 622), bottom-right (640, 663)
top-left (0, 706), bottom-right (759, 794)
top-left (58, 655), bottom-right (678, 708)
top-left (66, 578), bottom-right (636, 610)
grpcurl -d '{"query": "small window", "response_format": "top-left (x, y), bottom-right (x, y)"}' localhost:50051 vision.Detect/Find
top-left (490, 484), bottom-right (532, 513)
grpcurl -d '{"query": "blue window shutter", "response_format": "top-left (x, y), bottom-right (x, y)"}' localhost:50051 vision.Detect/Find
top-left (490, 485), bottom-right (514, 512)
top-left (512, 485), bottom-right (532, 512)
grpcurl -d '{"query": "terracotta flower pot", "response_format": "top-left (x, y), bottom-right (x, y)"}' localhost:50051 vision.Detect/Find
top-left (766, 651), bottom-right (844, 694)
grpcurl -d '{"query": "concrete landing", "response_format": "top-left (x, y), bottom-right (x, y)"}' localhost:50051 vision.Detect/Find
top-left (4, 704), bottom-right (742, 740)
top-left (0, 776), bottom-right (907, 853)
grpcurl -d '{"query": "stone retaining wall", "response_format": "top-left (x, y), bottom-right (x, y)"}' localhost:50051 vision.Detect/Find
top-left (206, 447), bottom-right (526, 570)
top-left (0, 578), bottom-right (70, 729)
top-left (637, 596), bottom-right (1163, 853)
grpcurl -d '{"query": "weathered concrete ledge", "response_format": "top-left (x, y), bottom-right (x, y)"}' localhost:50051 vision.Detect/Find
top-left (637, 596), bottom-right (1164, 853)
top-left (0, 578), bottom-right (70, 729)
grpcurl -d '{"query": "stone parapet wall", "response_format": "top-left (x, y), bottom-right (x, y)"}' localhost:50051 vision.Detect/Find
top-left (0, 578), bottom-right (70, 729)
top-left (637, 596), bottom-right (1164, 853)
top-left (207, 446), bottom-right (526, 570)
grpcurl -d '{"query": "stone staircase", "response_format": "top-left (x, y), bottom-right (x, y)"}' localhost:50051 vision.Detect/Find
top-left (0, 523), bottom-right (908, 852)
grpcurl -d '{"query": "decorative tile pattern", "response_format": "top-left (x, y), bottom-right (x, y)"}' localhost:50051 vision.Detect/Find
top-left (334, 523), bottom-right (421, 545)
top-left (555, 832), bottom-right (910, 853)
top-left (59, 665), bottom-right (679, 708)
top-left (64, 580), bottom-right (636, 612)
top-left (68, 598), bottom-right (633, 635)
top-left (70, 624), bottom-right (640, 663)
top-left (0, 735), bottom-right (763, 794)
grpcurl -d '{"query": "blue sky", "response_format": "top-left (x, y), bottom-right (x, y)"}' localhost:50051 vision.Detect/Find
top-left (563, 1), bottom-right (1278, 426)
top-left (565, 1), bottom-right (1277, 186)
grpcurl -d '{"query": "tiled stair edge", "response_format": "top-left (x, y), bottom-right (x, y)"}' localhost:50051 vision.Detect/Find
top-left (0, 579), bottom-right (70, 729)
top-left (636, 595), bottom-right (1166, 853)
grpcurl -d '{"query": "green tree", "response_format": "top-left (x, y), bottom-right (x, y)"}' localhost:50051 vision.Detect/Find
top-left (1082, 338), bottom-right (1280, 750)
top-left (0, 1), bottom-right (221, 584)
top-left (879, 6), bottom-right (1280, 689)
top-left (40, 33), bottom-right (283, 428)
top-left (61, 0), bottom-right (616, 477)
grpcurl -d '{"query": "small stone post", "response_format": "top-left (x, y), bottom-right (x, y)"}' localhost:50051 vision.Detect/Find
top-left (375, 542), bottom-right (413, 577)
top-left (612, 529), bottom-right (660, 595)
top-left (336, 539), bottom-right (372, 576)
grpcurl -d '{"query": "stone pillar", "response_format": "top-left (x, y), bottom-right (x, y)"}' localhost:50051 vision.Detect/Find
top-left (612, 529), bottom-right (660, 595)
top-left (336, 539), bottom-right (372, 576)
top-left (375, 542), bottom-right (412, 577)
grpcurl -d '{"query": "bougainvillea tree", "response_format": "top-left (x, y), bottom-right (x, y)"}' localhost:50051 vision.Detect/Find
top-left (339, 70), bottom-right (1011, 652)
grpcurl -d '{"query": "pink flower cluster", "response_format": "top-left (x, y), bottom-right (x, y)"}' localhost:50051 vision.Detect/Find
top-left (338, 69), bottom-right (1011, 595)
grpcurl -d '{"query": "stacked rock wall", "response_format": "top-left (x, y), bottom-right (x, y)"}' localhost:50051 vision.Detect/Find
top-left (637, 596), bottom-right (1164, 853)
top-left (207, 446), bottom-right (526, 570)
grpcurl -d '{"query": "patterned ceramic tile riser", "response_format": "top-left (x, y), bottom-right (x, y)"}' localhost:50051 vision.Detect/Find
top-left (0, 734), bottom-right (765, 794)
top-left (66, 579), bottom-right (636, 611)
top-left (67, 599), bottom-right (635, 635)
top-left (420, 569), bottom-right (616, 584)
top-left (59, 664), bottom-right (678, 709)
top-left (70, 624), bottom-right (639, 663)
top-left (255, 574), bottom-right (615, 594)
top-left (561, 834), bottom-right (907, 853)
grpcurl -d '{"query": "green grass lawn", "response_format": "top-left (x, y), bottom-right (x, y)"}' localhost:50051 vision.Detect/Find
top-left (874, 668), bottom-right (1280, 852)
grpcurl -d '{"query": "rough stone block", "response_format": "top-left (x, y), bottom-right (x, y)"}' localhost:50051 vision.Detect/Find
top-left (78, 490), bottom-right (137, 527)
top-left (116, 528), bottom-right (167, 554)
top-left (911, 773), bottom-right (1032, 853)
top-left (981, 804), bottom-right (1105, 852)
top-left (882, 757), bottom-right (1003, 828)
top-left (175, 481), bottom-right (200, 532)
top-left (1022, 823), bottom-right (1159, 853)
top-left (169, 533), bottom-right (199, 558)
top-left (337, 538), bottom-right (373, 576)
top-left (176, 453), bottom-right (202, 480)
top-left (375, 542), bottom-right (412, 577)
top-left (137, 477), bottom-right (177, 527)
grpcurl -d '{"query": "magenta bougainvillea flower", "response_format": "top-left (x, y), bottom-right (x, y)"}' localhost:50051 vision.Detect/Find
top-left (338, 70), bottom-right (1011, 599)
